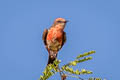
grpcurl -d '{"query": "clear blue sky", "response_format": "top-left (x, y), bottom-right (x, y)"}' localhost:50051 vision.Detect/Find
top-left (0, 0), bottom-right (120, 80)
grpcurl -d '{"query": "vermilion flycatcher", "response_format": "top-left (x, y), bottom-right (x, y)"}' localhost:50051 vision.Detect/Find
top-left (42, 18), bottom-right (68, 65)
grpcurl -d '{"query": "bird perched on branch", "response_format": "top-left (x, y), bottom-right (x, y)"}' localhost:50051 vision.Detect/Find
top-left (42, 18), bottom-right (68, 65)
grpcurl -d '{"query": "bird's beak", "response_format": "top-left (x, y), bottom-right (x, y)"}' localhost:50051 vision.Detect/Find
top-left (65, 20), bottom-right (69, 23)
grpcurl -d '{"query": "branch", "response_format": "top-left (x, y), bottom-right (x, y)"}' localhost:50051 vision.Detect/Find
top-left (39, 50), bottom-right (103, 80)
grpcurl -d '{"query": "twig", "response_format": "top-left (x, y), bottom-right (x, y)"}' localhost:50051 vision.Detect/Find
top-left (66, 73), bottom-right (84, 80)
top-left (57, 65), bottom-right (67, 80)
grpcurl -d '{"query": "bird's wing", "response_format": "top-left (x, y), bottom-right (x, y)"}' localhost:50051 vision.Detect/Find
top-left (61, 32), bottom-right (66, 48)
top-left (42, 29), bottom-right (48, 46)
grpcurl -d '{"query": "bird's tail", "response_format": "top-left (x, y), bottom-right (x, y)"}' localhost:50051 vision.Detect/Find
top-left (47, 51), bottom-right (58, 65)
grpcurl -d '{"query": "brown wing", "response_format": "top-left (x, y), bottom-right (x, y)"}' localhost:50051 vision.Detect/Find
top-left (61, 32), bottom-right (66, 48)
top-left (42, 29), bottom-right (48, 46)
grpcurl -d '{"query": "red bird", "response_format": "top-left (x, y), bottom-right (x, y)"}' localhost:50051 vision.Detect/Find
top-left (42, 18), bottom-right (68, 65)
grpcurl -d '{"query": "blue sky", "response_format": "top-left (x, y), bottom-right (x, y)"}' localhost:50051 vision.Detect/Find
top-left (0, 0), bottom-right (120, 80)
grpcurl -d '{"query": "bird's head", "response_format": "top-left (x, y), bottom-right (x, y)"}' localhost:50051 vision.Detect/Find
top-left (53, 18), bottom-right (68, 29)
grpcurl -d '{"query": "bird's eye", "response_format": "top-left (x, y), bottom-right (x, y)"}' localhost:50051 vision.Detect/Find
top-left (57, 21), bottom-right (62, 23)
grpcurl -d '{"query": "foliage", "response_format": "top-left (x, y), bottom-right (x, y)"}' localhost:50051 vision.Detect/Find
top-left (39, 50), bottom-right (103, 80)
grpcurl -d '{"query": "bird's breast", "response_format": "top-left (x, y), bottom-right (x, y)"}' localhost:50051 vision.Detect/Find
top-left (47, 28), bottom-right (63, 41)
top-left (46, 28), bottom-right (63, 51)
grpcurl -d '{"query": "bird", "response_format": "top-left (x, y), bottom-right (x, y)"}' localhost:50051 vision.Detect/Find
top-left (42, 18), bottom-right (68, 65)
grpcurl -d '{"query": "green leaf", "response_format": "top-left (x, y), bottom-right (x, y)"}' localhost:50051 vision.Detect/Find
top-left (76, 50), bottom-right (95, 59)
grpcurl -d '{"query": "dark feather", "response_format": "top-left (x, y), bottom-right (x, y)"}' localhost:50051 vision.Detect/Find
top-left (61, 32), bottom-right (66, 48)
top-left (42, 29), bottom-right (48, 46)
top-left (47, 51), bottom-right (58, 65)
